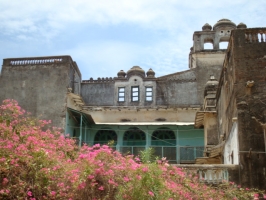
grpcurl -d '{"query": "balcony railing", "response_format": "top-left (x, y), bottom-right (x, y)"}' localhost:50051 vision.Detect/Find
top-left (174, 164), bottom-right (238, 184)
top-left (120, 146), bottom-right (146, 157)
top-left (119, 146), bottom-right (204, 164)
top-left (245, 28), bottom-right (266, 43)
top-left (180, 146), bottom-right (204, 163)
top-left (3, 55), bottom-right (73, 66)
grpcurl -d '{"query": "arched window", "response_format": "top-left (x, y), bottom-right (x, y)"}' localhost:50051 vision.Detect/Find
top-left (151, 128), bottom-right (176, 146)
top-left (94, 128), bottom-right (117, 145)
top-left (204, 43), bottom-right (213, 49)
top-left (219, 41), bottom-right (229, 49)
top-left (203, 38), bottom-right (214, 50)
top-left (123, 127), bottom-right (146, 146)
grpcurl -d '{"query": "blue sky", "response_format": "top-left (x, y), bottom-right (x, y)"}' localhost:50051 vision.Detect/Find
top-left (0, 0), bottom-right (265, 79)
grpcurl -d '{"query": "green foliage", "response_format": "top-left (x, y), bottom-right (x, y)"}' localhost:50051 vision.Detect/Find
top-left (139, 147), bottom-right (158, 164)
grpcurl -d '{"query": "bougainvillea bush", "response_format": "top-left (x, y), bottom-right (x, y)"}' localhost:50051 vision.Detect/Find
top-left (0, 99), bottom-right (264, 199)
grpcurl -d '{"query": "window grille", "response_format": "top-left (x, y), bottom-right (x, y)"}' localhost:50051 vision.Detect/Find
top-left (118, 87), bottom-right (125, 102)
top-left (145, 87), bottom-right (153, 101)
top-left (131, 86), bottom-right (139, 102)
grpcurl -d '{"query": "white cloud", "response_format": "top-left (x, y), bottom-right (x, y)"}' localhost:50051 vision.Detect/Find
top-left (1, 0), bottom-right (266, 79)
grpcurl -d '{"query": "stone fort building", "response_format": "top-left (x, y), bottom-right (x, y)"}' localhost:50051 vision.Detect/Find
top-left (1, 19), bottom-right (266, 189)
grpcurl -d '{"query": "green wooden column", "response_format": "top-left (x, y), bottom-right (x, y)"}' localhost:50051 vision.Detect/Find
top-left (117, 126), bottom-right (123, 152)
top-left (84, 124), bottom-right (87, 145)
top-left (176, 128), bottom-right (180, 164)
top-left (146, 125), bottom-right (151, 150)
top-left (79, 114), bottom-right (83, 147)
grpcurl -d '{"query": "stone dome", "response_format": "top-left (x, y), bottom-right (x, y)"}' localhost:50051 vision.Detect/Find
top-left (146, 68), bottom-right (155, 78)
top-left (237, 22), bottom-right (247, 29)
top-left (202, 23), bottom-right (212, 31)
top-left (213, 19), bottom-right (236, 31)
top-left (117, 70), bottom-right (126, 78)
top-left (127, 66), bottom-right (145, 78)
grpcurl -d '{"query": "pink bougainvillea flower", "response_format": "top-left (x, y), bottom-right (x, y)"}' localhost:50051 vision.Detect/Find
top-left (98, 186), bottom-right (104, 191)
top-left (50, 191), bottom-right (56, 196)
top-left (148, 191), bottom-right (154, 197)
top-left (88, 175), bottom-right (94, 179)
top-left (142, 167), bottom-right (149, 172)
top-left (27, 191), bottom-right (32, 196)
top-left (123, 176), bottom-right (130, 182)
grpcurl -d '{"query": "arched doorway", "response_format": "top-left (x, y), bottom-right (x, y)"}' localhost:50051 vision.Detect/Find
top-left (94, 128), bottom-right (117, 146)
top-left (151, 127), bottom-right (176, 146)
top-left (123, 127), bottom-right (146, 146)
top-left (122, 127), bottom-right (146, 156)
top-left (151, 127), bottom-right (176, 163)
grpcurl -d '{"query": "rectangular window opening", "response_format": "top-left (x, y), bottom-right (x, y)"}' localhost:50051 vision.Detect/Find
top-left (118, 87), bottom-right (125, 102)
top-left (131, 86), bottom-right (139, 102)
top-left (145, 87), bottom-right (153, 101)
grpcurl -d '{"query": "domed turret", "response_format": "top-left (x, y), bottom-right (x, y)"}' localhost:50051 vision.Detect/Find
top-left (202, 23), bottom-right (212, 31)
top-left (146, 68), bottom-right (155, 78)
top-left (237, 22), bottom-right (247, 29)
top-left (213, 19), bottom-right (236, 31)
top-left (127, 66), bottom-right (145, 78)
top-left (117, 70), bottom-right (126, 78)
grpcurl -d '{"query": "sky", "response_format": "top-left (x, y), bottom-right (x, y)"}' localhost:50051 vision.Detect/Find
top-left (0, 0), bottom-right (265, 80)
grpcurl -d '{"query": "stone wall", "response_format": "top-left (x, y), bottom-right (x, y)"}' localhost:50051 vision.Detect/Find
top-left (217, 28), bottom-right (266, 189)
top-left (0, 56), bottom-right (80, 129)
top-left (81, 80), bottom-right (115, 106)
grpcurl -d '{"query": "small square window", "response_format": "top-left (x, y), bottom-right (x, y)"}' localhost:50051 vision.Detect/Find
top-left (145, 87), bottom-right (153, 101)
top-left (118, 87), bottom-right (125, 102)
top-left (131, 86), bottom-right (139, 102)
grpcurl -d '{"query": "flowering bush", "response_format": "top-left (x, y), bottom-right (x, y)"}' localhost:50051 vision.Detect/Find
top-left (0, 99), bottom-right (264, 199)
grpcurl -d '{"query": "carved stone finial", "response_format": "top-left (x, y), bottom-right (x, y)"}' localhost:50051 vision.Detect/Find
top-left (67, 88), bottom-right (72, 93)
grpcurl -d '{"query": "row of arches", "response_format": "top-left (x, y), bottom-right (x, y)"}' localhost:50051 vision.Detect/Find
top-left (94, 127), bottom-right (176, 146)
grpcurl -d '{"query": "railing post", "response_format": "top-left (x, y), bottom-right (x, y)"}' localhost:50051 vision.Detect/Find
top-left (194, 147), bottom-right (196, 160)
top-left (176, 145), bottom-right (180, 164)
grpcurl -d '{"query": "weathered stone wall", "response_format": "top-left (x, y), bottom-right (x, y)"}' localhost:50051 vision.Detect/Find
top-left (0, 56), bottom-right (80, 129)
top-left (81, 80), bottom-right (115, 106)
top-left (69, 61), bottom-right (82, 95)
top-left (195, 64), bottom-right (222, 105)
top-left (156, 70), bottom-right (198, 106)
top-left (217, 28), bottom-right (266, 189)
top-left (233, 28), bottom-right (266, 189)
top-left (204, 113), bottom-right (218, 145)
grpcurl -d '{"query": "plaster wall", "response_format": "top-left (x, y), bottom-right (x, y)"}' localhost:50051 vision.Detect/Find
top-left (224, 122), bottom-right (239, 164)
top-left (88, 108), bottom-right (198, 123)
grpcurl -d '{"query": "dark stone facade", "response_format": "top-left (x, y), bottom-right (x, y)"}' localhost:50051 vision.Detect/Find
top-left (216, 28), bottom-right (266, 189)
